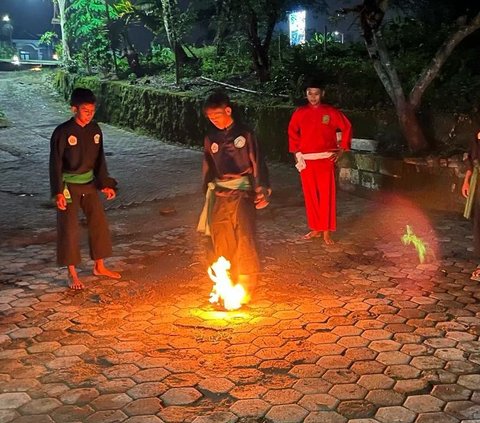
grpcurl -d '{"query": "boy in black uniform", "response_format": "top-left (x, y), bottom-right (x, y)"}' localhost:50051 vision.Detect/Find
top-left (49, 88), bottom-right (121, 289)
top-left (197, 90), bottom-right (271, 291)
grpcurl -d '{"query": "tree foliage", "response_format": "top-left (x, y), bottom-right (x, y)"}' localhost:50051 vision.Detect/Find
top-left (341, 0), bottom-right (480, 152)
top-left (67, 0), bottom-right (117, 73)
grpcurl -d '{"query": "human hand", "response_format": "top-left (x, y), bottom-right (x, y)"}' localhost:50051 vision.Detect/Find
top-left (462, 182), bottom-right (470, 198)
top-left (102, 187), bottom-right (116, 200)
top-left (55, 194), bottom-right (67, 211)
top-left (330, 149), bottom-right (344, 163)
top-left (254, 187), bottom-right (272, 209)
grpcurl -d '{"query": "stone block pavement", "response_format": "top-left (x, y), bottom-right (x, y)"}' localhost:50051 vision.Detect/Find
top-left (1, 71), bottom-right (480, 423)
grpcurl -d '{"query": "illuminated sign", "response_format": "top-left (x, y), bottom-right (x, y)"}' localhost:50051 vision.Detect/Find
top-left (289, 10), bottom-right (306, 45)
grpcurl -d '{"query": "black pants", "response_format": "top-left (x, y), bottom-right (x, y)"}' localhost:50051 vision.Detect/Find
top-left (210, 192), bottom-right (259, 278)
top-left (57, 183), bottom-right (112, 266)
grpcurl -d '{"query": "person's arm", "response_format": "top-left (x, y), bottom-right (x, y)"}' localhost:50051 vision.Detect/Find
top-left (202, 136), bottom-right (215, 193)
top-left (334, 109), bottom-right (352, 151)
top-left (462, 141), bottom-right (475, 198)
top-left (288, 109), bottom-right (301, 157)
top-left (49, 127), bottom-right (67, 210)
top-left (463, 170), bottom-right (473, 198)
top-left (246, 131), bottom-right (271, 207)
top-left (94, 129), bottom-right (116, 200)
top-left (330, 109), bottom-right (352, 162)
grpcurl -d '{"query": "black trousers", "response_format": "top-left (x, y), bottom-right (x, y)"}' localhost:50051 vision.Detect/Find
top-left (57, 183), bottom-right (112, 266)
top-left (210, 192), bottom-right (259, 278)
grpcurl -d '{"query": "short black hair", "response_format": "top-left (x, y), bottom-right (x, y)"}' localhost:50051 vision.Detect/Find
top-left (203, 89), bottom-right (231, 110)
top-left (303, 76), bottom-right (325, 91)
top-left (70, 88), bottom-right (96, 107)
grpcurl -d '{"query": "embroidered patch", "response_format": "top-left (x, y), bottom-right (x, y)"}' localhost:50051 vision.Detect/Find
top-left (67, 135), bottom-right (77, 146)
top-left (211, 142), bottom-right (219, 154)
top-left (94, 134), bottom-right (101, 144)
top-left (234, 136), bottom-right (246, 149)
top-left (322, 115), bottom-right (330, 124)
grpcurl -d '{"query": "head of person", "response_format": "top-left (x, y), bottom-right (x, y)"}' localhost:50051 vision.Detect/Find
top-left (203, 90), bottom-right (233, 130)
top-left (303, 77), bottom-right (325, 107)
top-left (70, 88), bottom-right (96, 126)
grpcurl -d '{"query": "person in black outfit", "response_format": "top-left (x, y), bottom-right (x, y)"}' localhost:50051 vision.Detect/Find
top-left (49, 88), bottom-right (121, 289)
top-left (197, 90), bottom-right (271, 297)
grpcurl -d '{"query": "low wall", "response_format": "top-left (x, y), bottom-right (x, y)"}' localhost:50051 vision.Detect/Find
top-left (54, 72), bottom-right (471, 212)
top-left (339, 142), bottom-right (466, 213)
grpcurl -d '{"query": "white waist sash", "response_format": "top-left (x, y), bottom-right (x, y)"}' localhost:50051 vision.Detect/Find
top-left (295, 152), bottom-right (334, 172)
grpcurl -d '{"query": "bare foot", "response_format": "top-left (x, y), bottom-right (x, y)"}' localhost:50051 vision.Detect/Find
top-left (303, 231), bottom-right (321, 240)
top-left (323, 231), bottom-right (335, 245)
top-left (68, 265), bottom-right (84, 290)
top-left (93, 266), bottom-right (121, 279)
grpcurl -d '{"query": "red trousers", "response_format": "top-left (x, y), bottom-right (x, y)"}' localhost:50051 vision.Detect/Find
top-left (300, 159), bottom-right (336, 232)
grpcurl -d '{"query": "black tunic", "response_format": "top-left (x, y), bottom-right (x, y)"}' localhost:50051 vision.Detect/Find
top-left (202, 121), bottom-right (270, 193)
top-left (49, 118), bottom-right (111, 198)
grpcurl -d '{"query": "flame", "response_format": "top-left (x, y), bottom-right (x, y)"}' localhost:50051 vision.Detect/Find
top-left (208, 257), bottom-right (247, 311)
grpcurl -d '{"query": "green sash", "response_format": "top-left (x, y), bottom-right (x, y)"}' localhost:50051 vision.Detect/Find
top-left (464, 165), bottom-right (479, 219)
top-left (197, 176), bottom-right (252, 236)
top-left (62, 170), bottom-right (94, 203)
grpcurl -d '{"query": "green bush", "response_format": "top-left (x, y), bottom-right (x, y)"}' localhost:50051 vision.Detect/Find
top-left (0, 45), bottom-right (16, 60)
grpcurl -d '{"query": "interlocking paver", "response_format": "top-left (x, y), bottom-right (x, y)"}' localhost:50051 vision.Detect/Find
top-left (264, 404), bottom-right (308, 422)
top-left (403, 394), bottom-right (444, 413)
top-left (432, 384), bottom-right (472, 401)
top-left (298, 394), bottom-right (338, 411)
top-left (160, 388), bottom-right (202, 406)
top-left (414, 412), bottom-right (459, 423)
top-left (375, 405), bottom-right (416, 422)
top-left (304, 410), bottom-right (347, 422)
top-left (122, 398), bottom-right (163, 416)
top-left (336, 400), bottom-right (377, 419)
top-left (0, 393), bottom-right (31, 409)
top-left (358, 374), bottom-right (395, 390)
top-left (329, 384), bottom-right (368, 401)
top-left (229, 399), bottom-right (270, 418)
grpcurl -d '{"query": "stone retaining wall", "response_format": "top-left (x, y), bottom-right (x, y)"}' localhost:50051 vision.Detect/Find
top-left (339, 143), bottom-right (466, 213)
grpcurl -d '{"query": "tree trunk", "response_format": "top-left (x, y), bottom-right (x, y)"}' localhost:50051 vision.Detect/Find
top-left (245, 6), bottom-right (273, 82)
top-left (57, 0), bottom-right (71, 61)
top-left (397, 100), bottom-right (428, 152)
top-left (249, 45), bottom-right (270, 82)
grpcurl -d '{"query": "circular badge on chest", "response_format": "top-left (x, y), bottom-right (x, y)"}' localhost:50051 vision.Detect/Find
top-left (94, 134), bottom-right (101, 144)
top-left (68, 135), bottom-right (77, 146)
top-left (211, 142), bottom-right (219, 154)
top-left (234, 136), bottom-right (246, 149)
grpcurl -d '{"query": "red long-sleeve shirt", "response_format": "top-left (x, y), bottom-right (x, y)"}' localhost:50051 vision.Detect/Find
top-left (288, 104), bottom-right (352, 153)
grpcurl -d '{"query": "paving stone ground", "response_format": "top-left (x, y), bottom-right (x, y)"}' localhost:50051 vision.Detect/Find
top-left (1, 71), bottom-right (480, 423)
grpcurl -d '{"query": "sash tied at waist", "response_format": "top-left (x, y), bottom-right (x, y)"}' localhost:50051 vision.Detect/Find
top-left (62, 170), bottom-right (94, 203)
top-left (197, 176), bottom-right (252, 236)
top-left (295, 152), bottom-right (334, 172)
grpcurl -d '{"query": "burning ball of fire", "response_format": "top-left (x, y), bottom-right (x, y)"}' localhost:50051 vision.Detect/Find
top-left (208, 257), bottom-right (247, 311)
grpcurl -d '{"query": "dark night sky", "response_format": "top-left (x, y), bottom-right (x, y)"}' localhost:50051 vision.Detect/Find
top-left (0, 0), bottom-right (54, 38)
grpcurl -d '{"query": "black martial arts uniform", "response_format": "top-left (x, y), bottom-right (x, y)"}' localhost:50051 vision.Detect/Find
top-left (201, 121), bottom-right (270, 277)
top-left (49, 118), bottom-right (115, 266)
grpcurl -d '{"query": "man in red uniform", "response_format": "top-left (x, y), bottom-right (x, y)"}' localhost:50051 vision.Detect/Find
top-left (288, 78), bottom-right (352, 244)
